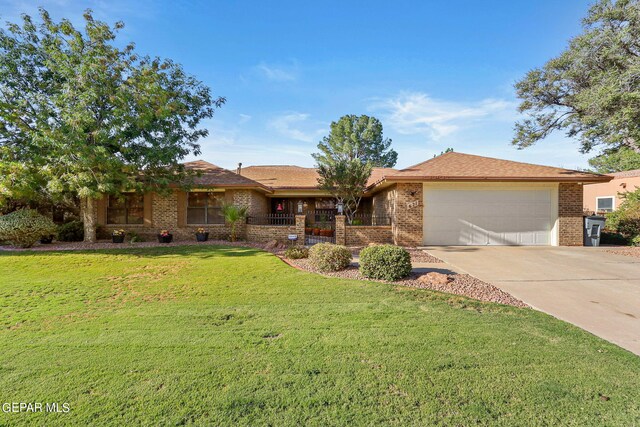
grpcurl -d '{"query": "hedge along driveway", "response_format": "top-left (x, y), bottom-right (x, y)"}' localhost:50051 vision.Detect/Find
top-left (0, 245), bottom-right (639, 426)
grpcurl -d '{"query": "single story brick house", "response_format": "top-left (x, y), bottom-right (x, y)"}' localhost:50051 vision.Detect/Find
top-left (97, 152), bottom-right (610, 246)
top-left (583, 169), bottom-right (640, 214)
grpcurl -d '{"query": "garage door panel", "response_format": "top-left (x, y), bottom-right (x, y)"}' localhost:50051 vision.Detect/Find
top-left (424, 186), bottom-right (555, 246)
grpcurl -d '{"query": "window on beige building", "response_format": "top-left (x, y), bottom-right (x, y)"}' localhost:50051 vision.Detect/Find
top-left (596, 196), bottom-right (615, 213)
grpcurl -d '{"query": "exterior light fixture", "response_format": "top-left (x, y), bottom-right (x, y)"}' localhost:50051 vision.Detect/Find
top-left (297, 200), bottom-right (304, 214)
top-left (336, 201), bottom-right (344, 214)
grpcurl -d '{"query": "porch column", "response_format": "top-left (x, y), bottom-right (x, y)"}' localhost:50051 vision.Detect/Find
top-left (335, 215), bottom-right (346, 246)
top-left (295, 215), bottom-right (306, 244)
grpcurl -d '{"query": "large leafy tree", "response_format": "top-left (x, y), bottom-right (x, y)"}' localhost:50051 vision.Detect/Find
top-left (0, 9), bottom-right (223, 241)
top-left (513, 0), bottom-right (640, 156)
top-left (589, 146), bottom-right (640, 173)
top-left (312, 115), bottom-right (397, 223)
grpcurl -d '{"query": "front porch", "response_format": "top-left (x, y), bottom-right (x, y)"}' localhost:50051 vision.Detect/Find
top-left (245, 196), bottom-right (392, 246)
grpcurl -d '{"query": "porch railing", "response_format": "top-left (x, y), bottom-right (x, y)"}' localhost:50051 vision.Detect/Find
top-left (346, 214), bottom-right (392, 226)
top-left (246, 214), bottom-right (295, 226)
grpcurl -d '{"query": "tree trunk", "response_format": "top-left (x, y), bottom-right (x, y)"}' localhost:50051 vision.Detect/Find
top-left (82, 196), bottom-right (97, 243)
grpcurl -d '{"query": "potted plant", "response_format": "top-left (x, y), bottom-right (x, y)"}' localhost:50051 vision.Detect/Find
top-left (157, 229), bottom-right (173, 243)
top-left (112, 229), bottom-right (126, 243)
top-left (39, 235), bottom-right (54, 244)
top-left (195, 227), bottom-right (209, 242)
top-left (313, 227), bottom-right (321, 236)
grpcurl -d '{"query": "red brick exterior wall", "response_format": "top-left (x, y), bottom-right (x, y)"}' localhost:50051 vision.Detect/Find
top-left (559, 183), bottom-right (584, 246)
top-left (101, 189), bottom-right (269, 241)
top-left (392, 183), bottom-right (423, 247)
top-left (245, 224), bottom-right (297, 243)
top-left (345, 226), bottom-right (393, 246)
top-left (372, 185), bottom-right (396, 218)
top-left (335, 215), bottom-right (346, 245)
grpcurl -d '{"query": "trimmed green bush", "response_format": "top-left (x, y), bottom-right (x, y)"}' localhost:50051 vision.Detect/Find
top-left (0, 209), bottom-right (58, 248)
top-left (359, 244), bottom-right (412, 281)
top-left (284, 246), bottom-right (309, 259)
top-left (632, 236), bottom-right (640, 247)
top-left (309, 243), bottom-right (352, 272)
top-left (57, 220), bottom-right (84, 242)
top-left (600, 231), bottom-right (630, 246)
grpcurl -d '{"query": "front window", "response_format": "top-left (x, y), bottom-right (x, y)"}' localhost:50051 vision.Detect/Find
top-left (107, 194), bottom-right (144, 224)
top-left (596, 196), bottom-right (615, 213)
top-left (315, 198), bottom-right (335, 209)
top-left (187, 192), bottom-right (224, 224)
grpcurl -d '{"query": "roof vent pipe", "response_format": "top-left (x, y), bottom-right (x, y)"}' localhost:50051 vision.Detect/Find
top-left (236, 162), bottom-right (242, 175)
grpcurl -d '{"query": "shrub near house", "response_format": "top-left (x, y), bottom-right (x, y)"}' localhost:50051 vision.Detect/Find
top-left (359, 245), bottom-right (412, 281)
top-left (309, 243), bottom-right (352, 272)
top-left (284, 246), bottom-right (309, 259)
top-left (0, 209), bottom-right (57, 248)
top-left (605, 188), bottom-right (640, 245)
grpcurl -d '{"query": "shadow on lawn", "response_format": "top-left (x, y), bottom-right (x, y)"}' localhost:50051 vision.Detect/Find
top-left (0, 244), bottom-right (264, 260)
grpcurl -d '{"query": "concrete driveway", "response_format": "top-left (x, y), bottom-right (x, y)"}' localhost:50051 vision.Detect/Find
top-left (424, 246), bottom-right (640, 355)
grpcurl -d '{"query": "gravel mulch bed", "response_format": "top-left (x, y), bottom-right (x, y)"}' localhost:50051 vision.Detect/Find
top-left (406, 249), bottom-right (443, 263)
top-left (404, 273), bottom-right (529, 308)
top-left (604, 246), bottom-right (640, 259)
top-left (285, 258), bottom-right (528, 308)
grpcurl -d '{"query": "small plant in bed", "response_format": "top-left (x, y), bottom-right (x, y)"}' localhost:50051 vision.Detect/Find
top-left (157, 230), bottom-right (173, 243)
top-left (309, 242), bottom-right (352, 272)
top-left (195, 227), bottom-right (209, 242)
top-left (111, 229), bottom-right (126, 243)
top-left (359, 244), bottom-right (412, 281)
top-left (284, 246), bottom-right (309, 259)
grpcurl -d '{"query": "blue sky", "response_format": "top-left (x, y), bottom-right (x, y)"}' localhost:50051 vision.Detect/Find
top-left (1, 0), bottom-right (595, 170)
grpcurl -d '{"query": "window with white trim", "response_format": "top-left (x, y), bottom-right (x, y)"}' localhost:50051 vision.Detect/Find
top-left (187, 192), bottom-right (225, 224)
top-left (596, 196), bottom-right (615, 213)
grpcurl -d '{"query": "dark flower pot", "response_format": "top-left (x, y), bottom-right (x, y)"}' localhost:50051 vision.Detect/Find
top-left (158, 234), bottom-right (173, 243)
top-left (196, 232), bottom-right (209, 242)
top-left (40, 236), bottom-right (54, 244)
top-left (112, 235), bottom-right (125, 243)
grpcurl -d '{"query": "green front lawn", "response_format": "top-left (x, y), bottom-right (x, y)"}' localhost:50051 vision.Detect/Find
top-left (0, 246), bottom-right (638, 426)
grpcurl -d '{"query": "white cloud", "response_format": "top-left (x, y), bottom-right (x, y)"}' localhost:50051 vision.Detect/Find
top-left (268, 112), bottom-right (324, 143)
top-left (370, 92), bottom-right (516, 140)
top-left (238, 114), bottom-right (252, 124)
top-left (256, 61), bottom-right (297, 82)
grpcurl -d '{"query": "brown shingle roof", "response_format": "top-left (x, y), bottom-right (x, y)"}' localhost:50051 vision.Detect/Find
top-left (385, 152), bottom-right (611, 183)
top-left (609, 169), bottom-right (640, 178)
top-left (241, 165), bottom-right (397, 189)
top-left (183, 160), bottom-right (269, 189)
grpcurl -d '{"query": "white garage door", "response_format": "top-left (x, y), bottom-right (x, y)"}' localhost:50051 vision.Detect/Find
top-left (423, 184), bottom-right (557, 246)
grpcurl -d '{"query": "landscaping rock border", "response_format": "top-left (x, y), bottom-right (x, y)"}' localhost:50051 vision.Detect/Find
top-left (604, 246), bottom-right (640, 259)
top-left (284, 258), bottom-right (529, 308)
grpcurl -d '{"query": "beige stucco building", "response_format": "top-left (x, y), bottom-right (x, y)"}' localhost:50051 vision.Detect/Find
top-left (583, 169), bottom-right (640, 213)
